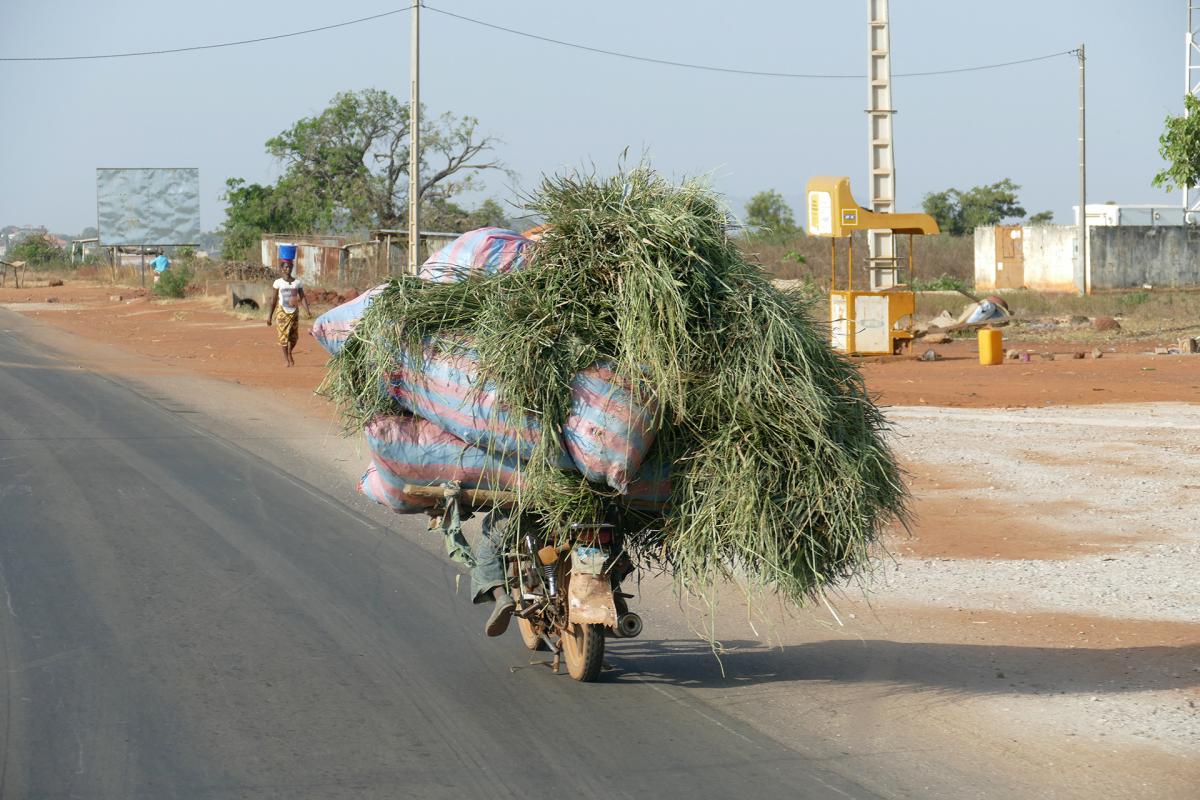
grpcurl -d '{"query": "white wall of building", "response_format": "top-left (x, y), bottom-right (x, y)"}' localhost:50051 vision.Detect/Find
top-left (973, 226), bottom-right (996, 290)
top-left (1021, 226), bottom-right (1078, 292)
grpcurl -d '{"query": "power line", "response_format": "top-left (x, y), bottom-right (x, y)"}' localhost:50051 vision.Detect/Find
top-left (896, 50), bottom-right (1075, 77)
top-left (423, 5), bottom-right (1075, 79)
top-left (1, 2), bottom-right (1074, 79)
top-left (0, 6), bottom-right (413, 62)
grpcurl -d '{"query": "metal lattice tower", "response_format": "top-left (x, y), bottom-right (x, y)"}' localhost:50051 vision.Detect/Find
top-left (867, 0), bottom-right (897, 289)
top-left (1187, 2), bottom-right (1200, 221)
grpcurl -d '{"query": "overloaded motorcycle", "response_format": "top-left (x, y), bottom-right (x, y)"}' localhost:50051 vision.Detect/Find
top-left (403, 481), bottom-right (643, 682)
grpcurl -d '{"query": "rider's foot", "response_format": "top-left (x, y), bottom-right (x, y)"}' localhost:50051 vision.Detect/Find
top-left (485, 594), bottom-right (516, 637)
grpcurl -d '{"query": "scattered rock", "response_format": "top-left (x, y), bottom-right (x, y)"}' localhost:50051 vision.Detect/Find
top-left (1092, 316), bottom-right (1121, 332)
top-left (923, 332), bottom-right (952, 345)
top-left (109, 294), bottom-right (123, 302)
top-left (1006, 350), bottom-right (1021, 361)
top-left (1073, 351), bottom-right (1086, 359)
top-left (1039, 352), bottom-right (1056, 361)
top-left (48, 278), bottom-right (64, 287)
top-left (928, 310), bottom-right (957, 329)
top-left (1069, 314), bottom-right (1090, 326)
top-left (1092, 348), bottom-right (1103, 359)
top-left (919, 348), bottom-right (942, 362)
top-left (45, 297), bottom-right (58, 303)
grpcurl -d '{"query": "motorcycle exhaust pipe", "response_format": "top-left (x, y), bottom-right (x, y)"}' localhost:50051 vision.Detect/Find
top-left (615, 612), bottom-right (643, 639)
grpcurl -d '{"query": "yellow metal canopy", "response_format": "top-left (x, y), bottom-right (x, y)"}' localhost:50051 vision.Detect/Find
top-left (805, 176), bottom-right (939, 237)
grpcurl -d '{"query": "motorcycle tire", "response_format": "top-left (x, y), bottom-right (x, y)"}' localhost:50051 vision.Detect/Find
top-left (562, 622), bottom-right (605, 682)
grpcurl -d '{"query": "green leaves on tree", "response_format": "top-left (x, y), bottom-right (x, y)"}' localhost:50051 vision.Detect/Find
top-left (1152, 94), bottom-right (1200, 194)
top-left (921, 179), bottom-right (1027, 236)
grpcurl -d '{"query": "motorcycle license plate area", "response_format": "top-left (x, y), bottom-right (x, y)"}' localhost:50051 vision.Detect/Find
top-left (567, 545), bottom-right (616, 626)
top-left (567, 574), bottom-right (617, 626)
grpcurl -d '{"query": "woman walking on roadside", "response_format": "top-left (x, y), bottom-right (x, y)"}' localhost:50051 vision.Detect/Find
top-left (265, 257), bottom-right (311, 367)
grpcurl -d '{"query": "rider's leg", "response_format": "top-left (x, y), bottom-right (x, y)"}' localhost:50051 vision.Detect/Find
top-left (472, 510), bottom-right (516, 636)
top-left (470, 510), bottom-right (510, 604)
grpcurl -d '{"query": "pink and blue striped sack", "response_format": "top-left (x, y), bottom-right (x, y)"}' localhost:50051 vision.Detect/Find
top-left (310, 285), bottom-right (387, 356)
top-left (359, 413), bottom-right (525, 515)
top-left (311, 228), bottom-right (532, 354)
top-left (623, 460), bottom-right (673, 509)
top-left (417, 227), bottom-right (534, 283)
top-left (358, 465), bottom-right (436, 514)
top-left (387, 348), bottom-right (657, 494)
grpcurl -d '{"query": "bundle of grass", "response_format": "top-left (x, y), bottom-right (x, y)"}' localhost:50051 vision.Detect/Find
top-left (320, 164), bottom-right (906, 605)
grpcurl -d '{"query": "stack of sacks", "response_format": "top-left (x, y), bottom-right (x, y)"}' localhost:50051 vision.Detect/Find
top-left (318, 167), bottom-right (909, 609)
top-left (312, 227), bottom-right (657, 514)
top-left (388, 349), bottom-right (656, 493)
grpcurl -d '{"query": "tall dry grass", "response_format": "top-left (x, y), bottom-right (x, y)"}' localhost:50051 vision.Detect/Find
top-left (740, 231), bottom-right (975, 290)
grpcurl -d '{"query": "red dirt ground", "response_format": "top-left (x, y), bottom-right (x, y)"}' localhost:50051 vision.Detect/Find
top-left (858, 338), bottom-right (1200, 407)
top-left (7, 282), bottom-right (1198, 415)
top-left (8, 281), bottom-right (1194, 568)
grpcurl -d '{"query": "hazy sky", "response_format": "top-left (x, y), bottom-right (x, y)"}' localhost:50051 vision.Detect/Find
top-left (0, 1), bottom-right (1188, 235)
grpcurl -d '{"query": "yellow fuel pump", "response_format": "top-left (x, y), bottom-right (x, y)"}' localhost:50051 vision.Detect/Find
top-left (805, 176), bottom-right (939, 356)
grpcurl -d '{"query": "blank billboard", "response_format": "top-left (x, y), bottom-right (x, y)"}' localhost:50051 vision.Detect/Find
top-left (97, 168), bottom-right (200, 245)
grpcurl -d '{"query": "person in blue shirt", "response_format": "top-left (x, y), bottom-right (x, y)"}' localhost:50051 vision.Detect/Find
top-left (150, 253), bottom-right (169, 283)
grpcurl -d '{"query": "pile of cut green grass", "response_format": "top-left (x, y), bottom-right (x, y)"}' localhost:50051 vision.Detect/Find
top-left (320, 165), bottom-right (907, 605)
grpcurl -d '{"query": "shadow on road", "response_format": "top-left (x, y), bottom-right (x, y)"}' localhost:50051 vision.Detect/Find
top-left (603, 637), bottom-right (1200, 695)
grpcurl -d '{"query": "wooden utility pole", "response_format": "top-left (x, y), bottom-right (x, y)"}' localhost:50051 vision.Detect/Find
top-left (407, 1), bottom-right (421, 273)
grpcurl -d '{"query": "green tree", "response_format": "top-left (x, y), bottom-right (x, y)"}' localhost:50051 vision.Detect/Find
top-left (8, 234), bottom-right (63, 265)
top-left (264, 89), bottom-right (503, 230)
top-left (465, 198), bottom-right (510, 230)
top-left (745, 190), bottom-right (796, 233)
top-left (1152, 94), bottom-right (1200, 193)
top-left (921, 179), bottom-right (1026, 236)
top-left (220, 177), bottom-right (326, 260)
top-left (404, 197), bottom-right (511, 234)
top-left (1027, 210), bottom-right (1054, 225)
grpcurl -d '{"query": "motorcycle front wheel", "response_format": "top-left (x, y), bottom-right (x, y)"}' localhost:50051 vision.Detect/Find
top-left (561, 622), bottom-right (605, 682)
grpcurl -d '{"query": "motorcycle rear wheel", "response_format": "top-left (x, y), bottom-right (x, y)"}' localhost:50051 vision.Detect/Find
top-left (561, 622), bottom-right (605, 682)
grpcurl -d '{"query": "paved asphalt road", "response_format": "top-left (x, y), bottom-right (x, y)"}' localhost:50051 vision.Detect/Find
top-left (0, 319), bottom-right (876, 799)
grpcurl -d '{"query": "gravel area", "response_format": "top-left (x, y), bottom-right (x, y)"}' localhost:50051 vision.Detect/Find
top-left (880, 404), bottom-right (1200, 623)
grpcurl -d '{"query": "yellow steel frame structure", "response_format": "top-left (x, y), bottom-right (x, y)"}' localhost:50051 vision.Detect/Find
top-left (805, 176), bottom-right (938, 356)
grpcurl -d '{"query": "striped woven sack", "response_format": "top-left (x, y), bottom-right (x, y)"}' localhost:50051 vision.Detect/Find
top-left (358, 464), bottom-right (436, 514)
top-left (623, 459), bottom-right (672, 509)
top-left (360, 413), bottom-right (525, 515)
top-left (310, 285), bottom-right (387, 357)
top-left (417, 227), bottom-right (533, 283)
